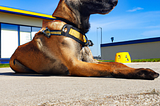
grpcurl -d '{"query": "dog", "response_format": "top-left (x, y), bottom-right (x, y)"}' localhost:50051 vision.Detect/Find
top-left (9, 0), bottom-right (159, 80)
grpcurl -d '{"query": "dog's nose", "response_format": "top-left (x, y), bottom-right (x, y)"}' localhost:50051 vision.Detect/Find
top-left (112, 0), bottom-right (118, 6)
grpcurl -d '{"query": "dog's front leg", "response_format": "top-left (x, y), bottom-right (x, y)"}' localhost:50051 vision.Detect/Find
top-left (99, 62), bottom-right (159, 80)
top-left (68, 60), bottom-right (114, 77)
top-left (59, 37), bottom-right (159, 79)
top-left (68, 60), bottom-right (159, 79)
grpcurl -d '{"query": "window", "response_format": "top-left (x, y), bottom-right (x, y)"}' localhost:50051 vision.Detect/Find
top-left (31, 27), bottom-right (41, 39)
top-left (1, 23), bottom-right (18, 58)
top-left (20, 26), bottom-right (31, 45)
top-left (0, 23), bottom-right (41, 58)
top-left (20, 26), bottom-right (41, 45)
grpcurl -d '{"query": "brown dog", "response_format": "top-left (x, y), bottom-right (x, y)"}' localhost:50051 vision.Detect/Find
top-left (10, 0), bottom-right (159, 80)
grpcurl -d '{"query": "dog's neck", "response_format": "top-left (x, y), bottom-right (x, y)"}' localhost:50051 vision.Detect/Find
top-left (52, 0), bottom-right (90, 33)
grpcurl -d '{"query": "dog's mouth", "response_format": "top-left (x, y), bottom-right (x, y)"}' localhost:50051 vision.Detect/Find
top-left (79, 0), bottom-right (118, 15)
top-left (95, 0), bottom-right (118, 14)
top-left (100, 7), bottom-right (114, 14)
top-left (109, 0), bottom-right (118, 7)
top-left (97, 5), bottom-right (116, 14)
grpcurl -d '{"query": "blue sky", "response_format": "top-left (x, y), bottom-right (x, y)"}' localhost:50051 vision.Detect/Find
top-left (1, 0), bottom-right (160, 56)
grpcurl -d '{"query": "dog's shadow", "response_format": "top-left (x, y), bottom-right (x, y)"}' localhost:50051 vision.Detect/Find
top-left (0, 71), bottom-right (150, 80)
top-left (0, 71), bottom-right (115, 78)
top-left (0, 72), bottom-right (49, 77)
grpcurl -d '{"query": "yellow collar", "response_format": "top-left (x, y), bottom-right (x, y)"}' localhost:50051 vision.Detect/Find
top-left (41, 24), bottom-right (90, 47)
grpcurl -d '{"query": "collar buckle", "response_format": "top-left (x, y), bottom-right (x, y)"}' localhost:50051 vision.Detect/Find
top-left (41, 28), bottom-right (51, 38)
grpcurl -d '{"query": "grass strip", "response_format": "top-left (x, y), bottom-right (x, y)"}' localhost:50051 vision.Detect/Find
top-left (132, 58), bottom-right (160, 62)
top-left (98, 58), bottom-right (160, 62)
top-left (98, 60), bottom-right (115, 62)
top-left (0, 64), bottom-right (10, 68)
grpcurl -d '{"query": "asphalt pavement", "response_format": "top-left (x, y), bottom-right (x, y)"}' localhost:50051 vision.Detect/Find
top-left (0, 62), bottom-right (160, 105)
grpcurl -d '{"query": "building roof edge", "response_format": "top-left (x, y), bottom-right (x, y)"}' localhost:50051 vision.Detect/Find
top-left (101, 37), bottom-right (160, 47)
top-left (0, 6), bottom-right (55, 20)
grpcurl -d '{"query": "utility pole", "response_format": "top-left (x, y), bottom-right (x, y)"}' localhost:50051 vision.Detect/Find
top-left (97, 27), bottom-right (102, 44)
top-left (97, 27), bottom-right (102, 58)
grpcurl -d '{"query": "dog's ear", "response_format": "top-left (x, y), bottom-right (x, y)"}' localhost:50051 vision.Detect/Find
top-left (52, 0), bottom-right (64, 17)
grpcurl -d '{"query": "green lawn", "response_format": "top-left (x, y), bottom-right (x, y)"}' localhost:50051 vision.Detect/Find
top-left (131, 58), bottom-right (160, 62)
top-left (99, 58), bottom-right (160, 62)
top-left (0, 64), bottom-right (10, 68)
top-left (98, 60), bottom-right (115, 62)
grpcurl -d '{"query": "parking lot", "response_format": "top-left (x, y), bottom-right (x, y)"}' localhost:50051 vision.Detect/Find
top-left (0, 62), bottom-right (160, 105)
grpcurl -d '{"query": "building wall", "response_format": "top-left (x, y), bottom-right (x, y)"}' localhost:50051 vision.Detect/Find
top-left (0, 23), bottom-right (41, 59)
top-left (0, 6), bottom-right (53, 63)
top-left (0, 12), bottom-right (44, 63)
top-left (101, 41), bottom-right (160, 60)
top-left (0, 12), bottom-right (42, 27)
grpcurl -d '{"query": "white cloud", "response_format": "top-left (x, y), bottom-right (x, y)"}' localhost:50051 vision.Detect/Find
top-left (90, 15), bottom-right (143, 32)
top-left (141, 30), bottom-right (160, 36)
top-left (127, 7), bottom-right (144, 12)
top-left (145, 25), bottom-right (160, 29)
top-left (89, 11), bottom-right (160, 32)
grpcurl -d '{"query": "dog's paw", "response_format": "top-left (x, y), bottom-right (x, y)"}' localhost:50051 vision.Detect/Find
top-left (135, 68), bottom-right (159, 80)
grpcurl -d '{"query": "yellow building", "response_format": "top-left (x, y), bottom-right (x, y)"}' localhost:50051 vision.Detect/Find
top-left (0, 6), bottom-right (54, 63)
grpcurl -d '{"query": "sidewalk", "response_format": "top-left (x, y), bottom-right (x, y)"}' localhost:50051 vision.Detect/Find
top-left (0, 62), bottom-right (160, 105)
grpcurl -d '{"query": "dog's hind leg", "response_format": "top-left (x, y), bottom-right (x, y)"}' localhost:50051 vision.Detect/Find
top-left (9, 58), bottom-right (36, 74)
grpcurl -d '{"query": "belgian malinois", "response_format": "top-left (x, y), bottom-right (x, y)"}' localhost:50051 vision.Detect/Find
top-left (10, 0), bottom-right (159, 80)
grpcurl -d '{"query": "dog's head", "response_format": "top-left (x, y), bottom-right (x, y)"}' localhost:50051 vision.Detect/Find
top-left (53, 0), bottom-right (118, 33)
top-left (65, 0), bottom-right (118, 15)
